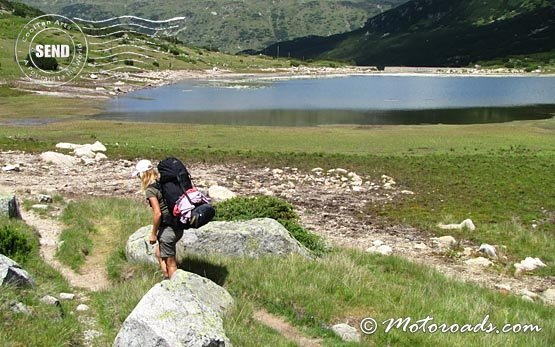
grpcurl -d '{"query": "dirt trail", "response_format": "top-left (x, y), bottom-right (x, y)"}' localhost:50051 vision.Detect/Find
top-left (20, 209), bottom-right (110, 291)
top-left (253, 309), bottom-right (322, 347)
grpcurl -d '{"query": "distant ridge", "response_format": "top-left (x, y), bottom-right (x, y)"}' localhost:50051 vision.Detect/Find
top-left (20, 0), bottom-right (409, 53)
top-left (260, 0), bottom-right (555, 67)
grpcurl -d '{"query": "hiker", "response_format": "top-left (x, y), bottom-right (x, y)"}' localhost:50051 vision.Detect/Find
top-left (132, 159), bottom-right (183, 279)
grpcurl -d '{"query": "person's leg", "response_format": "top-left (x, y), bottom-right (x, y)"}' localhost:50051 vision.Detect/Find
top-left (155, 244), bottom-right (168, 278)
top-left (165, 256), bottom-right (178, 278)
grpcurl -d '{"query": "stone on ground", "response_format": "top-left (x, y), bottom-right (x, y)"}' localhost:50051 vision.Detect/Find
top-left (0, 254), bottom-right (34, 287)
top-left (126, 218), bottom-right (311, 264)
top-left (207, 185), bottom-right (236, 202)
top-left (331, 323), bottom-right (361, 342)
top-left (113, 270), bottom-right (233, 347)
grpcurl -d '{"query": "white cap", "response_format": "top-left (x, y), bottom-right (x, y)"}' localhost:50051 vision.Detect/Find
top-left (132, 159), bottom-right (153, 177)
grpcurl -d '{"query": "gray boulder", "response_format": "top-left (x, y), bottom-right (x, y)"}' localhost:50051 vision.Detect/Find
top-left (332, 323), bottom-right (361, 342)
top-left (113, 270), bottom-right (233, 347)
top-left (40, 151), bottom-right (78, 167)
top-left (0, 194), bottom-right (21, 218)
top-left (0, 254), bottom-right (34, 287)
top-left (126, 218), bottom-right (311, 263)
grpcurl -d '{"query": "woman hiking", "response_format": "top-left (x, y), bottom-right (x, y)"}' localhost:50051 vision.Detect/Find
top-left (132, 159), bottom-right (183, 279)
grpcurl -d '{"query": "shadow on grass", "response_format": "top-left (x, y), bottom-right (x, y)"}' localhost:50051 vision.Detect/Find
top-left (178, 256), bottom-right (229, 286)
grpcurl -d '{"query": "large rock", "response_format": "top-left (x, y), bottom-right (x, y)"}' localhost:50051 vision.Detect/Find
top-left (332, 323), bottom-right (361, 342)
top-left (0, 254), bottom-right (34, 287)
top-left (126, 218), bottom-right (311, 263)
top-left (113, 270), bottom-right (233, 347)
top-left (207, 185), bottom-right (236, 203)
top-left (438, 219), bottom-right (476, 231)
top-left (40, 151), bottom-right (77, 167)
top-left (0, 194), bottom-right (20, 218)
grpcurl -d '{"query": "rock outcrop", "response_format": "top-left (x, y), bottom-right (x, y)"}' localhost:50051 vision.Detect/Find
top-left (127, 218), bottom-right (311, 263)
top-left (113, 270), bottom-right (233, 347)
top-left (0, 194), bottom-right (20, 218)
top-left (207, 185), bottom-right (236, 202)
top-left (0, 254), bottom-right (34, 287)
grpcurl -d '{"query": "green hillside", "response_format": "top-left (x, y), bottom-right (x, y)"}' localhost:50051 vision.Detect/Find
top-left (20, 0), bottom-right (408, 53)
top-left (260, 0), bottom-right (555, 68)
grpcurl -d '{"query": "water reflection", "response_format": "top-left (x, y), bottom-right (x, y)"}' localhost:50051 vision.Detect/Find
top-left (96, 106), bottom-right (555, 126)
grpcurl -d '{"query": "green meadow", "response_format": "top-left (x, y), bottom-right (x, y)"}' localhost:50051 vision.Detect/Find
top-left (1, 12), bottom-right (554, 346)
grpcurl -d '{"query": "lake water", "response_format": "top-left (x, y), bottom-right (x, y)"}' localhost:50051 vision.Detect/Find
top-left (100, 75), bottom-right (555, 126)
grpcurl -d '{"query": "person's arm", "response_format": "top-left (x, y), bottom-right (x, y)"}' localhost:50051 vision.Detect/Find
top-left (148, 196), bottom-right (162, 244)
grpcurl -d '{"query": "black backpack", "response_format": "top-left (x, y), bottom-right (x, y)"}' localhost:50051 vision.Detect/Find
top-left (157, 157), bottom-right (214, 229)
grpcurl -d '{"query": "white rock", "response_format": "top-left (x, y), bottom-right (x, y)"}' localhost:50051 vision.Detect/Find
top-left (89, 141), bottom-right (106, 152)
top-left (514, 257), bottom-right (547, 274)
top-left (372, 240), bottom-right (385, 247)
top-left (465, 257), bottom-right (493, 267)
top-left (520, 290), bottom-right (539, 299)
top-left (73, 147), bottom-right (96, 159)
top-left (10, 302), bottom-right (30, 315)
top-left (89, 74), bottom-right (98, 79)
top-left (521, 295), bottom-right (534, 303)
top-left (76, 304), bottom-right (90, 312)
top-left (40, 295), bottom-right (60, 306)
top-left (258, 188), bottom-right (274, 196)
top-left (367, 245), bottom-right (393, 256)
top-left (540, 288), bottom-right (555, 306)
top-left (94, 153), bottom-right (107, 161)
top-left (478, 244), bottom-right (498, 259)
top-left (271, 169), bottom-right (283, 175)
top-left (438, 219), bottom-right (476, 231)
top-left (335, 168), bottom-right (348, 175)
top-left (431, 235), bottom-right (457, 249)
top-left (494, 284), bottom-right (511, 292)
top-left (352, 186), bottom-right (362, 192)
top-left (59, 293), bottom-right (75, 300)
top-left (332, 323), bottom-right (360, 342)
top-left (311, 167), bottom-right (323, 172)
top-left (114, 81), bottom-right (125, 86)
top-left (37, 194), bottom-right (52, 203)
top-left (376, 245), bottom-right (393, 255)
top-left (40, 152), bottom-right (77, 167)
top-left (413, 243), bottom-right (428, 250)
top-left (460, 219), bottom-right (476, 231)
top-left (207, 185), bottom-right (236, 202)
top-left (95, 87), bottom-right (105, 91)
top-left (55, 142), bottom-right (80, 150)
top-left (2, 165), bottom-right (19, 172)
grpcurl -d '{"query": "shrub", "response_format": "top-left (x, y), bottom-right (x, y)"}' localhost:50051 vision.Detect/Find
top-left (25, 52), bottom-right (58, 71)
top-left (124, 60), bottom-right (134, 66)
top-left (215, 196), bottom-right (326, 254)
top-left (0, 222), bottom-right (37, 262)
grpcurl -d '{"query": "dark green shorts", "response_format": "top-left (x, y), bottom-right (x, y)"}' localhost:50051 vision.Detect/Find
top-left (157, 225), bottom-right (184, 258)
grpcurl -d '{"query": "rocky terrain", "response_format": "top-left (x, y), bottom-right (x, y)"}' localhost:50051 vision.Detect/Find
top-left (1, 149), bottom-right (553, 305)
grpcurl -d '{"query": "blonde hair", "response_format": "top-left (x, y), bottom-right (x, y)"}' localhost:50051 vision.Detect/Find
top-left (139, 168), bottom-right (160, 191)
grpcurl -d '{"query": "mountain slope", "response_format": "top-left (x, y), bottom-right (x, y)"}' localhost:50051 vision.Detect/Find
top-left (261, 0), bottom-right (555, 67)
top-left (20, 0), bottom-right (409, 53)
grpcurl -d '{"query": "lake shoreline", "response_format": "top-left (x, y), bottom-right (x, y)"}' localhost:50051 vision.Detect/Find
top-left (13, 65), bottom-right (555, 101)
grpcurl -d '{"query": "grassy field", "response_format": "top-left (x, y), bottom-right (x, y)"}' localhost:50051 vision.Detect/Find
top-left (1, 116), bottom-right (554, 277)
top-left (3, 197), bottom-right (553, 346)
